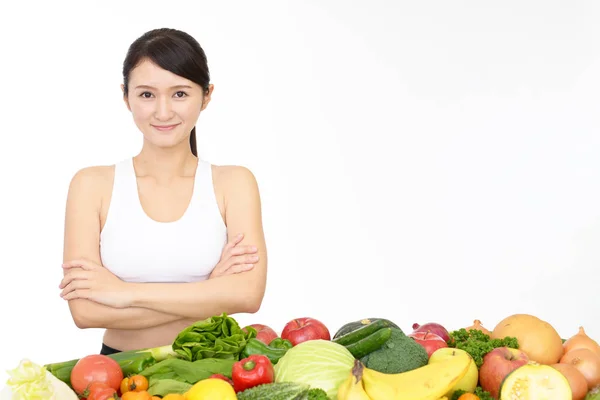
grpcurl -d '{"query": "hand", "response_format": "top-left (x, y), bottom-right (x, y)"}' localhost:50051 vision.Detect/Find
top-left (209, 233), bottom-right (259, 279)
top-left (59, 259), bottom-right (132, 308)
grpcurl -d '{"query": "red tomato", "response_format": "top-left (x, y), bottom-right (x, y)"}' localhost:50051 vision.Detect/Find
top-left (88, 385), bottom-right (118, 400)
top-left (70, 355), bottom-right (123, 395)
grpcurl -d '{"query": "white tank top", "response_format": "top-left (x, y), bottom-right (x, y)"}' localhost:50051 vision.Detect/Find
top-left (99, 157), bottom-right (227, 283)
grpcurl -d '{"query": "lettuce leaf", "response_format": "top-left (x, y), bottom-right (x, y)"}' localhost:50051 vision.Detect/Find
top-left (172, 313), bottom-right (256, 361)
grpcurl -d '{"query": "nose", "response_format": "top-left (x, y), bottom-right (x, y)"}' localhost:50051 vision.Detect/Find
top-left (154, 97), bottom-right (175, 121)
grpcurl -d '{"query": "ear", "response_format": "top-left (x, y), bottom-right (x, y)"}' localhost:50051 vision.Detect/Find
top-left (121, 84), bottom-right (131, 111)
top-left (200, 84), bottom-right (214, 111)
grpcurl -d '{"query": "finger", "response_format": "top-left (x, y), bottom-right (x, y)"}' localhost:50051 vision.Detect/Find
top-left (231, 233), bottom-right (245, 245)
top-left (223, 263), bottom-right (255, 275)
top-left (62, 259), bottom-right (95, 270)
top-left (227, 254), bottom-right (259, 268)
top-left (220, 233), bottom-right (243, 256)
top-left (62, 289), bottom-right (91, 301)
top-left (60, 279), bottom-right (91, 297)
top-left (227, 244), bottom-right (258, 257)
top-left (59, 270), bottom-right (90, 289)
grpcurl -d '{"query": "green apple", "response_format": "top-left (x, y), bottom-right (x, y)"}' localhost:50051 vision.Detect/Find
top-left (428, 347), bottom-right (478, 396)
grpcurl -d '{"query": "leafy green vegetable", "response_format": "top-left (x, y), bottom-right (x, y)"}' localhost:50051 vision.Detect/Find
top-left (274, 340), bottom-right (355, 399)
top-left (172, 312), bottom-right (256, 361)
top-left (147, 379), bottom-right (192, 396)
top-left (5, 359), bottom-right (79, 399)
top-left (139, 357), bottom-right (236, 392)
top-left (447, 328), bottom-right (519, 368)
top-left (307, 387), bottom-right (329, 399)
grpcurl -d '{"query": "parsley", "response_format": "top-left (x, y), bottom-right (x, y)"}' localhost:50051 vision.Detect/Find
top-left (447, 328), bottom-right (519, 368)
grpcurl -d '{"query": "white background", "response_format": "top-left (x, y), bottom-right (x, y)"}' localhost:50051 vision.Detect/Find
top-left (1, 0), bottom-right (599, 387)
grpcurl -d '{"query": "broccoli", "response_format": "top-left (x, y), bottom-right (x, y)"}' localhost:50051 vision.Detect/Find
top-left (360, 328), bottom-right (428, 374)
top-left (307, 387), bottom-right (329, 399)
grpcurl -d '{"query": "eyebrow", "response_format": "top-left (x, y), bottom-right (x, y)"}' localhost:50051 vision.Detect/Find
top-left (134, 84), bottom-right (194, 90)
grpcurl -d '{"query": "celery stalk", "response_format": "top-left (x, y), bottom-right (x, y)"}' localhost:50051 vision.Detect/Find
top-left (44, 345), bottom-right (178, 387)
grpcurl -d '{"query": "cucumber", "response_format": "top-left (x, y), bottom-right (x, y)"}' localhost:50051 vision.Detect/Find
top-left (333, 318), bottom-right (400, 339)
top-left (333, 319), bottom-right (391, 346)
top-left (236, 382), bottom-right (310, 400)
top-left (344, 327), bottom-right (392, 359)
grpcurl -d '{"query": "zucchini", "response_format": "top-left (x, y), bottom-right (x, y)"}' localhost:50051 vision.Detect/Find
top-left (499, 363), bottom-right (572, 400)
top-left (333, 318), bottom-right (400, 339)
top-left (344, 327), bottom-right (392, 359)
top-left (333, 319), bottom-right (391, 346)
top-left (236, 382), bottom-right (310, 400)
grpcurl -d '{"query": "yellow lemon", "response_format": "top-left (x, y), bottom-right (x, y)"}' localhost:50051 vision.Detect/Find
top-left (184, 378), bottom-right (237, 400)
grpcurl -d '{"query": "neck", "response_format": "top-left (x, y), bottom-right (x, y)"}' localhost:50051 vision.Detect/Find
top-left (134, 141), bottom-right (197, 180)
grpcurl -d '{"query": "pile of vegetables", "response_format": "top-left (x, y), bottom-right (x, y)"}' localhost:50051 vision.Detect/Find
top-left (4, 312), bottom-right (600, 399)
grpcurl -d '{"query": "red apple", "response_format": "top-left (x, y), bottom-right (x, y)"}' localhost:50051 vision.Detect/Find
top-left (479, 347), bottom-right (529, 399)
top-left (407, 331), bottom-right (448, 357)
top-left (243, 324), bottom-right (278, 345)
top-left (281, 317), bottom-right (330, 346)
top-left (411, 322), bottom-right (450, 342)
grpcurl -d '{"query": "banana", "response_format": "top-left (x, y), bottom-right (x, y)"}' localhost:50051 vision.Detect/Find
top-left (337, 361), bottom-right (372, 400)
top-left (360, 351), bottom-right (471, 400)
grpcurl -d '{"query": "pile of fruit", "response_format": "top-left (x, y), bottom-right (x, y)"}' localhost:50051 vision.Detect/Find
top-left (3, 312), bottom-right (600, 399)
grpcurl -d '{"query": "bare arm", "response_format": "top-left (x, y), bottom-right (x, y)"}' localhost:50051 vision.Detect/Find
top-left (129, 166), bottom-right (268, 319)
top-left (63, 166), bottom-right (187, 330)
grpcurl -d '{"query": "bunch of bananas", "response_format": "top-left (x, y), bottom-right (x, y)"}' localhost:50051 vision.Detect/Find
top-left (337, 352), bottom-right (470, 400)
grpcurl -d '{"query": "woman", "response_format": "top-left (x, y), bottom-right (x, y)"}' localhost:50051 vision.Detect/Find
top-left (58, 28), bottom-right (267, 355)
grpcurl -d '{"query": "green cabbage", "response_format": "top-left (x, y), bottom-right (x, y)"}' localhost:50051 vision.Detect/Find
top-left (273, 339), bottom-right (354, 399)
top-left (2, 359), bottom-right (78, 400)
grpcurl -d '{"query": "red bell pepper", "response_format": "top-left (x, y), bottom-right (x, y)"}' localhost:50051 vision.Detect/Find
top-left (231, 354), bottom-right (274, 393)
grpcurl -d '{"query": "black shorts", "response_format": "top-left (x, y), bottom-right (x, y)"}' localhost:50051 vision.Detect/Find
top-left (100, 343), bottom-right (122, 355)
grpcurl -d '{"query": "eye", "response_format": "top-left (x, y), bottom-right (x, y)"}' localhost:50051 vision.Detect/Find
top-left (174, 91), bottom-right (188, 98)
top-left (139, 92), bottom-right (153, 98)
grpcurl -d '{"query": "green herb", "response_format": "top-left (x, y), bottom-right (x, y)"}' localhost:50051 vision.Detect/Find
top-left (447, 328), bottom-right (519, 368)
top-left (307, 387), bottom-right (329, 399)
top-left (451, 387), bottom-right (494, 400)
top-left (172, 312), bottom-right (257, 361)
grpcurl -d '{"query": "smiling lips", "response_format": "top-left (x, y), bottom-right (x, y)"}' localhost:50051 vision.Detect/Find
top-left (152, 123), bottom-right (180, 131)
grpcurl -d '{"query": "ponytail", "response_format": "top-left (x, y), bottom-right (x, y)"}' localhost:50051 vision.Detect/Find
top-left (190, 127), bottom-right (198, 157)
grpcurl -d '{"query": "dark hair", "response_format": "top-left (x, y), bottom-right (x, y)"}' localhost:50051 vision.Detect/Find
top-left (122, 28), bottom-right (211, 157)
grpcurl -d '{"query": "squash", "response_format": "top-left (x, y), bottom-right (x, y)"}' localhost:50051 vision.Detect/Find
top-left (333, 318), bottom-right (400, 340)
top-left (491, 314), bottom-right (564, 365)
top-left (499, 363), bottom-right (572, 399)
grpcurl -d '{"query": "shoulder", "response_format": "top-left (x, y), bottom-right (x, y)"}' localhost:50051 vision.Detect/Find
top-left (68, 165), bottom-right (114, 191)
top-left (213, 164), bottom-right (258, 186)
top-left (67, 165), bottom-right (115, 204)
top-left (211, 164), bottom-right (261, 204)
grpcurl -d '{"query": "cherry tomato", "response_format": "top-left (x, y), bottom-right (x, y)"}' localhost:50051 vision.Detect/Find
top-left (121, 390), bottom-right (152, 400)
top-left (120, 375), bottom-right (149, 393)
top-left (70, 355), bottom-right (123, 395)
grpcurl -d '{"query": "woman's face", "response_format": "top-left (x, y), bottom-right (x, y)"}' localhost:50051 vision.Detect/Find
top-left (123, 58), bottom-right (212, 151)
